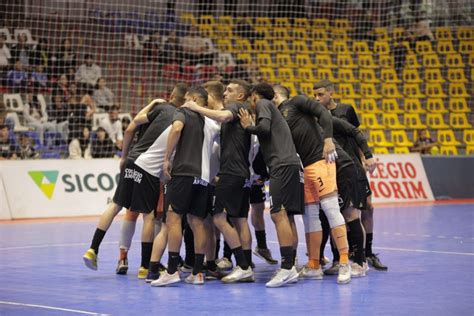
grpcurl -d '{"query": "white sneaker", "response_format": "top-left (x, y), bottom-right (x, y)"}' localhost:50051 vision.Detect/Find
top-left (185, 272), bottom-right (205, 285)
top-left (266, 266), bottom-right (299, 288)
top-left (351, 262), bottom-right (366, 278)
top-left (294, 256), bottom-right (299, 268)
top-left (150, 271), bottom-right (181, 287)
top-left (337, 263), bottom-right (351, 284)
top-left (298, 265), bottom-right (323, 280)
top-left (216, 257), bottom-right (233, 270)
top-left (221, 266), bottom-right (254, 283)
top-left (363, 261), bottom-right (370, 273)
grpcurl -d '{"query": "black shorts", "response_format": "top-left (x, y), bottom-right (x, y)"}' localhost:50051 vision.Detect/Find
top-left (268, 165), bottom-right (304, 216)
top-left (113, 160), bottom-right (160, 213)
top-left (337, 164), bottom-right (365, 211)
top-left (249, 182), bottom-right (266, 204)
top-left (207, 185), bottom-right (216, 216)
top-left (165, 176), bottom-right (210, 219)
top-left (213, 175), bottom-right (250, 218)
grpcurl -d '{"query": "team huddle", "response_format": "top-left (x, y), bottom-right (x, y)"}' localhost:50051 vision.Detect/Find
top-left (82, 79), bottom-right (387, 288)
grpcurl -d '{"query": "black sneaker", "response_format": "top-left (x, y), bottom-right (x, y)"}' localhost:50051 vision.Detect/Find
top-left (253, 247), bottom-right (278, 265)
top-left (367, 254), bottom-right (388, 271)
top-left (205, 269), bottom-right (224, 280)
top-left (323, 261), bottom-right (340, 276)
top-left (116, 259), bottom-right (128, 275)
top-left (180, 263), bottom-right (193, 273)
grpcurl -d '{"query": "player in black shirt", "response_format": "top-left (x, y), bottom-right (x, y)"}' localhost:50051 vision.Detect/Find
top-left (238, 83), bottom-right (302, 287)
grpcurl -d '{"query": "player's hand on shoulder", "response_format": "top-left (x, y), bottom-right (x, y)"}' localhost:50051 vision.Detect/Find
top-left (238, 108), bottom-right (253, 129)
top-left (181, 100), bottom-right (199, 111)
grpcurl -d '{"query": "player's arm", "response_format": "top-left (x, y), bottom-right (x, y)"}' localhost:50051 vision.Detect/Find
top-left (163, 120), bottom-right (184, 180)
top-left (238, 108), bottom-right (270, 137)
top-left (181, 100), bottom-right (233, 123)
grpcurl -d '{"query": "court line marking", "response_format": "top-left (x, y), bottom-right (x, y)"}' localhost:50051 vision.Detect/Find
top-left (0, 300), bottom-right (108, 315)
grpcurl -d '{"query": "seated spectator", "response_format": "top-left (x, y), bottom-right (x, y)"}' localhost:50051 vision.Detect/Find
top-left (69, 126), bottom-right (92, 159)
top-left (180, 26), bottom-right (215, 65)
top-left (92, 78), bottom-right (115, 111)
top-left (99, 105), bottom-right (123, 150)
top-left (50, 93), bottom-right (70, 143)
top-left (0, 34), bottom-right (11, 86)
top-left (7, 59), bottom-right (28, 92)
top-left (121, 116), bottom-right (130, 134)
top-left (408, 12), bottom-right (435, 43)
top-left (30, 65), bottom-right (49, 91)
top-left (143, 31), bottom-right (164, 63)
top-left (163, 30), bottom-right (182, 64)
top-left (54, 74), bottom-right (69, 103)
top-left (0, 124), bottom-right (17, 160)
top-left (18, 133), bottom-right (39, 159)
top-left (412, 130), bottom-right (438, 154)
top-left (91, 126), bottom-right (115, 158)
top-left (75, 54), bottom-right (101, 94)
top-left (31, 38), bottom-right (51, 74)
top-left (68, 83), bottom-right (96, 139)
top-left (23, 94), bottom-right (56, 144)
top-left (10, 33), bottom-right (32, 69)
top-left (56, 38), bottom-right (77, 78)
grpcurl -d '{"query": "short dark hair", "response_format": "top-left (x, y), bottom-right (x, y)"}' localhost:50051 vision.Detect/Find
top-left (0, 124), bottom-right (7, 130)
top-left (203, 81), bottom-right (224, 101)
top-left (251, 82), bottom-right (275, 100)
top-left (314, 79), bottom-right (334, 91)
top-left (84, 54), bottom-right (93, 60)
top-left (109, 105), bottom-right (119, 112)
top-left (188, 86), bottom-right (208, 105)
top-left (273, 84), bottom-right (290, 99)
top-left (230, 79), bottom-right (251, 100)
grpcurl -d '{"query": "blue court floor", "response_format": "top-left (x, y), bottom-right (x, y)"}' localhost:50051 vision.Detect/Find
top-left (0, 202), bottom-right (473, 316)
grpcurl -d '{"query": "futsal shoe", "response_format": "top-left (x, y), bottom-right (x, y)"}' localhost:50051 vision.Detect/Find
top-left (216, 257), bottom-right (233, 270)
top-left (253, 247), bottom-right (278, 265)
top-left (205, 269), bottom-right (224, 280)
top-left (298, 265), bottom-right (324, 280)
top-left (179, 263), bottom-right (193, 273)
top-left (116, 259), bottom-right (128, 275)
top-left (350, 262), bottom-right (366, 278)
top-left (185, 273), bottom-right (205, 285)
top-left (137, 266), bottom-right (148, 279)
top-left (145, 263), bottom-right (166, 283)
top-left (83, 248), bottom-right (98, 270)
top-left (320, 256), bottom-right (330, 267)
top-left (265, 266), bottom-right (299, 288)
top-left (151, 271), bottom-right (181, 287)
top-left (323, 261), bottom-right (340, 275)
top-left (337, 263), bottom-right (352, 284)
top-left (367, 254), bottom-right (388, 271)
top-left (363, 261), bottom-right (370, 273)
top-left (221, 266), bottom-right (254, 283)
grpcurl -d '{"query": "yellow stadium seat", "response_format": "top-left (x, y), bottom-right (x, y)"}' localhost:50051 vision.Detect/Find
top-left (273, 40), bottom-right (290, 53)
top-left (254, 26), bottom-right (271, 39)
top-left (402, 68), bottom-right (422, 83)
top-left (360, 113), bottom-right (384, 129)
top-left (466, 146), bottom-right (474, 155)
top-left (406, 54), bottom-right (422, 68)
top-left (447, 68), bottom-right (468, 83)
top-left (317, 69), bottom-right (338, 83)
top-left (292, 40), bottom-right (309, 53)
top-left (380, 68), bottom-right (401, 83)
top-left (236, 53), bottom-right (252, 65)
top-left (403, 84), bottom-right (425, 98)
top-left (449, 98), bottom-right (471, 113)
top-left (181, 13), bottom-right (197, 26)
top-left (291, 27), bottom-right (308, 40)
top-left (392, 27), bottom-right (405, 41)
top-left (333, 40), bottom-right (350, 54)
top-left (379, 54), bottom-right (395, 68)
top-left (426, 113), bottom-right (449, 129)
top-left (311, 29), bottom-right (329, 40)
top-left (352, 41), bottom-right (372, 55)
top-left (472, 68), bottom-right (474, 81)
top-left (369, 130), bottom-right (394, 147)
top-left (425, 68), bottom-right (445, 83)
top-left (437, 130), bottom-right (461, 146)
top-left (298, 68), bottom-right (316, 83)
top-left (217, 39), bottom-right (233, 52)
top-left (336, 54), bottom-right (356, 69)
top-left (435, 27), bottom-right (453, 40)
top-left (299, 82), bottom-right (314, 96)
top-left (422, 54), bottom-right (441, 68)
top-left (373, 147), bottom-right (390, 154)
top-left (215, 25), bottom-right (233, 38)
top-left (260, 67), bottom-right (276, 82)
top-left (374, 41), bottom-right (390, 54)
top-left (404, 113), bottom-right (427, 129)
top-left (381, 83), bottom-right (403, 98)
top-left (436, 40), bottom-right (456, 55)
top-left (426, 83), bottom-right (447, 98)
top-left (358, 54), bottom-right (378, 68)
top-left (405, 98), bottom-right (426, 113)
top-left (235, 39), bottom-right (253, 52)
top-left (338, 69), bottom-right (357, 83)
top-left (199, 15), bottom-right (215, 25)
top-left (315, 54), bottom-right (336, 68)
top-left (360, 84), bottom-right (382, 98)
top-left (469, 53), bottom-right (474, 66)
top-left (439, 146), bottom-right (458, 155)
top-left (383, 113), bottom-right (405, 129)
top-left (416, 41), bottom-right (434, 54)
top-left (217, 16), bottom-right (233, 27)
top-left (450, 113), bottom-right (473, 129)
top-left (256, 53), bottom-right (273, 66)
top-left (294, 18), bottom-right (310, 29)
top-left (331, 29), bottom-right (348, 40)
top-left (255, 17), bottom-right (272, 28)
top-left (313, 18), bottom-right (330, 29)
top-left (394, 146), bottom-right (410, 154)
top-left (334, 19), bottom-right (351, 30)
top-left (463, 130), bottom-right (474, 145)
top-left (445, 54), bottom-right (465, 68)
top-left (282, 82), bottom-right (297, 96)
top-left (254, 39), bottom-right (271, 52)
top-left (381, 99), bottom-right (403, 114)
top-left (276, 54), bottom-right (296, 67)
top-left (374, 28), bottom-right (389, 41)
top-left (274, 17), bottom-right (291, 28)
top-left (459, 40), bottom-right (474, 54)
top-left (312, 41), bottom-right (330, 54)
top-left (199, 24), bottom-right (215, 38)
top-left (359, 69), bottom-right (379, 83)
top-left (295, 54), bottom-right (314, 68)
top-left (426, 98), bottom-right (448, 113)
top-left (448, 83), bottom-right (469, 97)
top-left (392, 130), bottom-right (414, 147)
top-left (339, 83), bottom-right (361, 98)
top-left (273, 27), bottom-right (291, 40)
top-left (278, 68), bottom-right (295, 82)
top-left (360, 99), bottom-right (380, 113)
top-left (457, 26), bottom-right (474, 40)
top-left (340, 99), bottom-right (360, 112)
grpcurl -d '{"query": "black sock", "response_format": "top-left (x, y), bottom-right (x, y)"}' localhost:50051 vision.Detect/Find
top-left (149, 261), bottom-right (160, 274)
top-left (320, 211), bottom-right (330, 261)
top-left (167, 252), bottom-right (180, 274)
top-left (243, 249), bottom-right (252, 267)
top-left (224, 241), bottom-right (232, 260)
top-left (347, 220), bottom-right (365, 266)
top-left (255, 230), bottom-right (267, 249)
top-left (90, 228), bottom-right (106, 254)
top-left (232, 246), bottom-right (249, 269)
top-left (331, 237), bottom-right (340, 262)
top-left (184, 227), bottom-right (195, 266)
top-left (280, 246), bottom-right (294, 270)
top-left (207, 260), bottom-right (217, 271)
top-left (366, 233), bottom-right (373, 257)
top-left (141, 242), bottom-right (153, 269)
top-left (193, 254), bottom-right (205, 275)
top-left (215, 239), bottom-right (221, 258)
top-left (293, 249), bottom-right (297, 265)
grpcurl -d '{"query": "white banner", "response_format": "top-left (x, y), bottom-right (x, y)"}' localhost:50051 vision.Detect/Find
top-left (0, 159), bottom-right (121, 219)
top-left (369, 153), bottom-right (434, 203)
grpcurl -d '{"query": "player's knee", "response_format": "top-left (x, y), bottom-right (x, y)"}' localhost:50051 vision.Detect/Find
top-left (342, 207), bottom-right (360, 223)
top-left (320, 196), bottom-right (345, 228)
top-left (212, 213), bottom-right (227, 228)
top-left (303, 203), bottom-right (322, 233)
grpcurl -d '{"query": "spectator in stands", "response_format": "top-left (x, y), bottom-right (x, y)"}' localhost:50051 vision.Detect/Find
top-left (163, 30), bottom-right (181, 64)
top-left (51, 92), bottom-right (70, 143)
top-left (54, 74), bottom-right (69, 103)
top-left (412, 130), bottom-right (438, 154)
top-left (233, 17), bottom-right (264, 46)
top-left (99, 105), bottom-right (123, 150)
top-left (57, 38), bottom-right (77, 78)
top-left (407, 11), bottom-right (434, 49)
top-left (180, 26), bottom-right (215, 65)
top-left (7, 60), bottom-right (28, 92)
top-left (30, 65), bottom-right (49, 91)
top-left (69, 126), bottom-right (92, 159)
top-left (31, 38), bottom-right (51, 74)
top-left (68, 82), bottom-right (95, 140)
top-left (18, 133), bottom-right (39, 159)
top-left (121, 116), bottom-right (130, 134)
top-left (93, 78), bottom-right (115, 111)
top-left (10, 33), bottom-right (32, 69)
top-left (0, 124), bottom-right (17, 160)
top-left (0, 34), bottom-right (11, 86)
top-left (23, 94), bottom-right (56, 144)
top-left (75, 54), bottom-right (101, 94)
top-left (143, 31), bottom-right (164, 63)
top-left (91, 126), bottom-right (115, 158)
top-left (393, 40), bottom-right (408, 77)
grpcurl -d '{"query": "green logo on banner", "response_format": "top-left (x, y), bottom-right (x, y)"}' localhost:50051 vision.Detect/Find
top-left (28, 170), bottom-right (59, 199)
